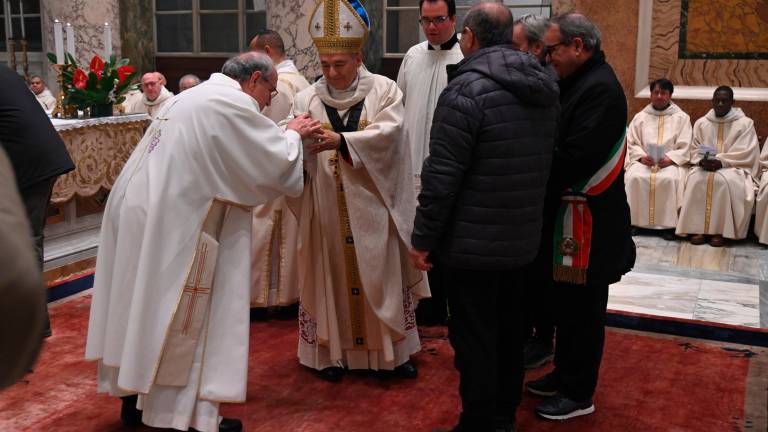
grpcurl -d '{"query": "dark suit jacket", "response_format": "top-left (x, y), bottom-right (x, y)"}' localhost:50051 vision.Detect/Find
top-left (0, 65), bottom-right (74, 191)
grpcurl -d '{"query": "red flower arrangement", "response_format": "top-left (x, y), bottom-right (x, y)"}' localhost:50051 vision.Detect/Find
top-left (48, 52), bottom-right (138, 109)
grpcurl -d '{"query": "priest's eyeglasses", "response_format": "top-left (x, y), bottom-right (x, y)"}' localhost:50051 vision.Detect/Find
top-left (260, 77), bottom-right (279, 99)
top-left (544, 42), bottom-right (568, 57)
top-left (419, 16), bottom-right (449, 26)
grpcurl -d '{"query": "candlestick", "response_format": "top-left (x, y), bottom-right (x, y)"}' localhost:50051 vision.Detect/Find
top-left (65, 22), bottom-right (75, 58)
top-left (53, 19), bottom-right (64, 63)
top-left (19, 0), bottom-right (24, 38)
top-left (8, 38), bottom-right (16, 73)
top-left (103, 22), bottom-right (112, 60)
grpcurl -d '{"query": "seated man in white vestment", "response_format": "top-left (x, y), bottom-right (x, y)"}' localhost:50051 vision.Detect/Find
top-left (676, 86), bottom-right (760, 247)
top-left (625, 78), bottom-right (692, 238)
top-left (84, 52), bottom-right (321, 432)
top-left (124, 72), bottom-right (174, 118)
top-left (294, 0), bottom-right (430, 382)
top-left (248, 29), bottom-right (311, 314)
top-left (179, 74), bottom-right (201, 92)
top-left (396, 0), bottom-right (462, 328)
top-left (29, 75), bottom-right (56, 112)
top-left (754, 138), bottom-right (768, 244)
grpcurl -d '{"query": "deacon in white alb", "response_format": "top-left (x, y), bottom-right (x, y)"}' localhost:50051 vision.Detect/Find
top-left (624, 79), bottom-right (692, 235)
top-left (29, 75), bottom-right (56, 112)
top-left (753, 137), bottom-right (768, 244)
top-left (248, 29), bottom-right (311, 311)
top-left (294, 0), bottom-right (430, 383)
top-left (85, 52), bottom-right (321, 432)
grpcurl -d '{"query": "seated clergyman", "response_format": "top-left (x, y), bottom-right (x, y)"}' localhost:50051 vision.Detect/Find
top-left (624, 78), bottom-right (692, 239)
top-left (753, 138), bottom-right (768, 245)
top-left (29, 75), bottom-right (56, 112)
top-left (675, 86), bottom-right (760, 247)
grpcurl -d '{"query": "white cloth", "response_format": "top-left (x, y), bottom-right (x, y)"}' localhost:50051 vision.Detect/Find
top-left (292, 67), bottom-right (429, 371)
top-left (251, 59), bottom-right (311, 308)
top-left (85, 73), bottom-right (305, 431)
top-left (624, 103), bottom-right (693, 229)
top-left (396, 39), bottom-right (463, 192)
top-left (35, 88), bottom-right (56, 111)
top-left (676, 108), bottom-right (760, 239)
top-left (754, 138), bottom-right (768, 243)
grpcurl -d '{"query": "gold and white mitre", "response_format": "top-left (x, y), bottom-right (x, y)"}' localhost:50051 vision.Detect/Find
top-left (309, 0), bottom-right (370, 54)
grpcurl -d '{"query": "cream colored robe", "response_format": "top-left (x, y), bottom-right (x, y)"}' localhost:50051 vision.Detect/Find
top-left (35, 88), bottom-right (56, 111)
top-left (125, 86), bottom-right (174, 118)
top-left (676, 108), bottom-right (760, 239)
top-left (85, 73), bottom-right (304, 432)
top-left (292, 67), bottom-right (429, 371)
top-left (251, 59), bottom-right (310, 308)
top-left (753, 138), bottom-right (768, 244)
top-left (625, 103), bottom-right (692, 229)
top-left (396, 39), bottom-right (463, 193)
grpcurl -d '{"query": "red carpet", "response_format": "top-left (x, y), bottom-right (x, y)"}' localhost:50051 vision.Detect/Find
top-left (0, 293), bottom-right (765, 432)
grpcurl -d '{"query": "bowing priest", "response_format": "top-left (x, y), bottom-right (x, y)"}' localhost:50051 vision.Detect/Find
top-left (754, 137), bottom-right (768, 244)
top-left (248, 29), bottom-right (311, 314)
top-left (293, 0), bottom-right (430, 383)
top-left (625, 78), bottom-right (692, 238)
top-left (676, 86), bottom-right (760, 247)
top-left (85, 52), bottom-right (321, 432)
top-left (396, 0), bottom-right (462, 327)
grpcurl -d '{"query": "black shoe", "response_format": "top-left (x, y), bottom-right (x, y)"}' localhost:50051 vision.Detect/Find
top-left (661, 229), bottom-right (677, 241)
top-left (493, 416), bottom-right (515, 432)
top-left (523, 339), bottom-right (554, 370)
top-left (318, 366), bottom-right (345, 382)
top-left (191, 417), bottom-right (243, 432)
top-left (394, 360), bottom-right (418, 379)
top-left (120, 395), bottom-right (142, 427)
top-left (536, 393), bottom-right (595, 420)
top-left (526, 373), bottom-right (558, 397)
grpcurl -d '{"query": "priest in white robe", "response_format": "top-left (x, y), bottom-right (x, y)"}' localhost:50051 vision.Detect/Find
top-left (248, 30), bottom-right (311, 311)
top-left (294, 0), bottom-right (430, 382)
top-left (29, 75), bottom-right (56, 112)
top-left (676, 86), bottom-right (760, 246)
top-left (125, 72), bottom-right (174, 118)
top-left (85, 52), bottom-right (321, 432)
top-left (753, 138), bottom-right (768, 244)
top-left (625, 79), bottom-right (692, 236)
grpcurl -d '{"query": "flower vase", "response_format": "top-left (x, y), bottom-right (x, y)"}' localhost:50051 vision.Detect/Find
top-left (91, 103), bottom-right (113, 118)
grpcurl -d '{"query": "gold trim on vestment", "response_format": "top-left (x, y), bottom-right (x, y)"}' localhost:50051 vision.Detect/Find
top-left (649, 167), bottom-right (658, 226)
top-left (716, 123), bottom-right (725, 154)
top-left (704, 172), bottom-right (715, 234)
top-left (310, 0), bottom-right (369, 54)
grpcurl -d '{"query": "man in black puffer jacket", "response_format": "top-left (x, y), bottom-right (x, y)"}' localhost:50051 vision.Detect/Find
top-left (410, 3), bottom-right (559, 431)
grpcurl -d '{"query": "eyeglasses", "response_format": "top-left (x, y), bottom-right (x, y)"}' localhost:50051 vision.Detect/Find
top-left (260, 77), bottom-right (279, 99)
top-left (418, 16), bottom-right (449, 26)
top-left (544, 41), bottom-right (568, 57)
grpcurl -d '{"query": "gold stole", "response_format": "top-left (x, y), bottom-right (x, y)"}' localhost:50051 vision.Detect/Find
top-left (648, 115), bottom-right (665, 225)
top-left (155, 200), bottom-right (228, 386)
top-left (704, 123), bottom-right (725, 233)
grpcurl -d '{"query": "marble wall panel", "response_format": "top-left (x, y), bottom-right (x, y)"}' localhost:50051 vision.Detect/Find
top-left (119, 0), bottom-right (154, 75)
top-left (267, 0), bottom-right (321, 81)
top-left (41, 0), bottom-right (121, 68)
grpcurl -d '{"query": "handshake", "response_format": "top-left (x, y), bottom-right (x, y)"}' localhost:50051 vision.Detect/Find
top-left (286, 113), bottom-right (343, 155)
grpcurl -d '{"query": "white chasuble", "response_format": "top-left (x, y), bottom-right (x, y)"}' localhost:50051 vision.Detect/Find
top-left (754, 138), bottom-right (768, 244)
top-left (396, 40), bottom-right (463, 193)
top-left (251, 59), bottom-right (311, 309)
top-left (85, 73), bottom-right (304, 431)
top-left (624, 103), bottom-right (693, 229)
top-left (676, 108), bottom-right (760, 239)
top-left (292, 67), bottom-right (430, 371)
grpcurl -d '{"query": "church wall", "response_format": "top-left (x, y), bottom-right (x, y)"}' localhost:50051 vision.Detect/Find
top-left (118, 0), bottom-right (154, 76)
top-left (267, 0), bottom-right (322, 80)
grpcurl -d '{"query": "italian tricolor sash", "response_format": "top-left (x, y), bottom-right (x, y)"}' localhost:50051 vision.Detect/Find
top-left (553, 129), bottom-right (627, 285)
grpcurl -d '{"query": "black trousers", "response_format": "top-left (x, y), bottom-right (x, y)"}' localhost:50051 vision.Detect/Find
top-left (416, 262), bottom-right (448, 325)
top-left (551, 281), bottom-right (609, 401)
top-left (19, 177), bottom-right (56, 336)
top-left (444, 266), bottom-right (527, 432)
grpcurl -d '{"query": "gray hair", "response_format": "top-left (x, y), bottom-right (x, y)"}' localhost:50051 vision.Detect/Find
top-left (549, 12), bottom-right (602, 52)
top-left (178, 74), bottom-right (200, 86)
top-left (514, 13), bottom-right (548, 45)
top-left (464, 2), bottom-right (514, 48)
top-left (221, 52), bottom-right (275, 83)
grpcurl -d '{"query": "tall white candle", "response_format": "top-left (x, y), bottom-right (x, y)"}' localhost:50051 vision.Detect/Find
top-left (4, 1), bottom-right (13, 39)
top-left (19, 1), bottom-right (24, 38)
top-left (103, 22), bottom-right (112, 59)
top-left (53, 19), bottom-right (64, 63)
top-left (65, 22), bottom-right (75, 58)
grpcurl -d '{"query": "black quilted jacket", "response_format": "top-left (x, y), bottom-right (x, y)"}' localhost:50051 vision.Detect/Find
top-left (412, 45), bottom-right (560, 270)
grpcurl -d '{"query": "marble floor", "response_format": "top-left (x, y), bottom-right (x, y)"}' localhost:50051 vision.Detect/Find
top-left (608, 232), bottom-right (767, 328)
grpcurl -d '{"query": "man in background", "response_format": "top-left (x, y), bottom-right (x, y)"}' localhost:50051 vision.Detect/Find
top-left (125, 72), bottom-right (174, 118)
top-left (178, 74), bottom-right (201, 92)
top-left (29, 75), bottom-right (56, 111)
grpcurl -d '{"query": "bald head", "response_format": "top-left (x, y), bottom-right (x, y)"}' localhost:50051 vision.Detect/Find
top-left (141, 72), bottom-right (166, 101)
top-left (463, 2), bottom-right (513, 49)
top-left (249, 29), bottom-right (286, 64)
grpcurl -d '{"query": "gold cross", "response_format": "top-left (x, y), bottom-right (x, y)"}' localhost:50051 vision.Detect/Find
top-left (181, 243), bottom-right (211, 335)
top-left (315, 22), bottom-right (322, 31)
top-left (344, 22), bottom-right (353, 32)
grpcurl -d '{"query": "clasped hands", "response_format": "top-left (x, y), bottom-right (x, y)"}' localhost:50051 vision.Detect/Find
top-left (639, 155), bottom-right (674, 169)
top-left (285, 113), bottom-right (342, 155)
top-left (699, 157), bottom-right (722, 171)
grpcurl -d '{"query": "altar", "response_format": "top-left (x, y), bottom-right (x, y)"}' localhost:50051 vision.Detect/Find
top-left (44, 114), bottom-right (151, 271)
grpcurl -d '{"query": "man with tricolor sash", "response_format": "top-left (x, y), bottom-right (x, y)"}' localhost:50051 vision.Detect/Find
top-left (525, 13), bottom-right (636, 421)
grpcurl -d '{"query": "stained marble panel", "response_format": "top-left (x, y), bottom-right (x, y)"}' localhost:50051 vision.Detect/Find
top-left (693, 280), bottom-right (760, 327)
top-left (608, 272), bottom-right (701, 319)
top-left (119, 0), bottom-right (154, 75)
top-left (267, 0), bottom-right (321, 81)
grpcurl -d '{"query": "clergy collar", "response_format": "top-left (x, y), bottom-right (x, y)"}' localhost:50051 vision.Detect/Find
top-left (428, 33), bottom-right (459, 51)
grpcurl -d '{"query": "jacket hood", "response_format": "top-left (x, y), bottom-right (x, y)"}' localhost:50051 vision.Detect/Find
top-left (448, 45), bottom-right (559, 107)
